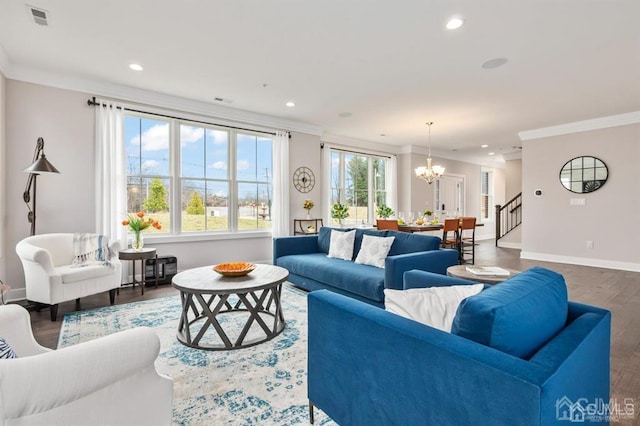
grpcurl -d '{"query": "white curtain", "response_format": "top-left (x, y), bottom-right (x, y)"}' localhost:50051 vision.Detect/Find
top-left (387, 155), bottom-right (398, 215)
top-left (321, 142), bottom-right (332, 225)
top-left (272, 131), bottom-right (290, 237)
top-left (95, 99), bottom-right (127, 251)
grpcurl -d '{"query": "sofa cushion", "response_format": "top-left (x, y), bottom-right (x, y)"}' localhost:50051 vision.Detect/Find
top-left (384, 284), bottom-right (483, 332)
top-left (451, 266), bottom-right (568, 359)
top-left (355, 235), bottom-right (395, 268)
top-left (277, 253), bottom-right (386, 301)
top-left (57, 264), bottom-right (116, 284)
top-left (387, 231), bottom-right (441, 255)
top-left (327, 229), bottom-right (356, 260)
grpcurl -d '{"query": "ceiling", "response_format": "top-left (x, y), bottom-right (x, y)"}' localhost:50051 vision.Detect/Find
top-left (1, 1), bottom-right (638, 166)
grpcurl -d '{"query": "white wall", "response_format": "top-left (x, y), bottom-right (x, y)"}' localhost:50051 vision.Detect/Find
top-left (522, 121), bottom-right (640, 271)
top-left (289, 132), bottom-right (322, 226)
top-left (505, 159), bottom-right (522, 201)
top-left (0, 71), bottom-right (5, 281)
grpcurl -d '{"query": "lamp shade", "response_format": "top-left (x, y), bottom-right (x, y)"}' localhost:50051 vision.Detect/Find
top-left (24, 154), bottom-right (60, 174)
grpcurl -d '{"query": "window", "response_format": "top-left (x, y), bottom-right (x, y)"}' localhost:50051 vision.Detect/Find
top-left (480, 169), bottom-right (494, 221)
top-left (330, 149), bottom-right (390, 225)
top-left (125, 113), bottom-right (273, 235)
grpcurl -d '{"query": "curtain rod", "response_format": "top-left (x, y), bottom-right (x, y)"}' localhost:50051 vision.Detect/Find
top-left (87, 97), bottom-right (290, 138)
top-left (320, 142), bottom-right (394, 159)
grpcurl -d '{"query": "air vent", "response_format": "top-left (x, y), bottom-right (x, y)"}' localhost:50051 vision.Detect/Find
top-left (27, 5), bottom-right (49, 26)
top-left (213, 97), bottom-right (232, 104)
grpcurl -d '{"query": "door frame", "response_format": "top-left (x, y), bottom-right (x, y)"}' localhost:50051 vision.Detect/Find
top-left (434, 173), bottom-right (466, 218)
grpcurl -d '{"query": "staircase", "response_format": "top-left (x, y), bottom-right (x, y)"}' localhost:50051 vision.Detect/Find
top-left (495, 192), bottom-right (522, 246)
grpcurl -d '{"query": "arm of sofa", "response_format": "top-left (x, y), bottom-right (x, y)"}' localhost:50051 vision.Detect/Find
top-left (384, 249), bottom-right (459, 290)
top-left (0, 304), bottom-right (51, 357)
top-left (0, 327), bottom-right (173, 424)
top-left (308, 290), bottom-right (555, 426)
top-left (273, 235), bottom-right (319, 263)
top-left (15, 241), bottom-right (59, 277)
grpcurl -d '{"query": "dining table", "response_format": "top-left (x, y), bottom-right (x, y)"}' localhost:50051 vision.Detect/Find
top-left (397, 223), bottom-right (443, 233)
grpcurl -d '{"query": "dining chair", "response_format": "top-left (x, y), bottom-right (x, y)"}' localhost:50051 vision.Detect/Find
top-left (441, 219), bottom-right (460, 257)
top-left (376, 219), bottom-right (399, 231)
top-left (459, 217), bottom-right (477, 264)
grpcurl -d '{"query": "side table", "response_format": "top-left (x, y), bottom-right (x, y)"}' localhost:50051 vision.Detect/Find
top-left (294, 218), bottom-right (323, 235)
top-left (119, 248), bottom-right (158, 295)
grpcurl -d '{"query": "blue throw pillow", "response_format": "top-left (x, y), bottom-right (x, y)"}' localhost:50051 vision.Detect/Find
top-left (0, 337), bottom-right (17, 359)
top-left (451, 267), bottom-right (568, 359)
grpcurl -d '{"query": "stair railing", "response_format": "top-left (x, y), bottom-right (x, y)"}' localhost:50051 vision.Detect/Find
top-left (495, 192), bottom-right (522, 246)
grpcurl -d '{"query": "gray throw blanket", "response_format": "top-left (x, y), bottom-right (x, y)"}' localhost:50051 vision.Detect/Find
top-left (71, 233), bottom-right (112, 268)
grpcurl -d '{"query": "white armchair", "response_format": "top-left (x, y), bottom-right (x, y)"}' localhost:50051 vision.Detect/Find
top-left (0, 304), bottom-right (174, 425)
top-left (16, 233), bottom-right (122, 321)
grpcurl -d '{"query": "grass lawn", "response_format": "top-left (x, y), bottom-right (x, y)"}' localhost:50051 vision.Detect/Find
top-left (138, 212), bottom-right (270, 233)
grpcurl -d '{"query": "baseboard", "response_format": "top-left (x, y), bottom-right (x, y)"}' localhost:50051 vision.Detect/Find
top-left (497, 241), bottom-right (522, 249)
top-left (520, 251), bottom-right (640, 272)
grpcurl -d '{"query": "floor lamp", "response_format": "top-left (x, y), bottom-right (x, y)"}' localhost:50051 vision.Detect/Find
top-left (23, 137), bottom-right (60, 236)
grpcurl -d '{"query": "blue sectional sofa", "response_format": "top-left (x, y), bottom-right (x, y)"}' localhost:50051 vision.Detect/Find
top-left (308, 267), bottom-right (611, 426)
top-left (273, 227), bottom-right (459, 306)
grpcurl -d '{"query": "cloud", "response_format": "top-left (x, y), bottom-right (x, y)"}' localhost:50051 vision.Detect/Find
top-left (180, 125), bottom-right (204, 147)
top-left (141, 160), bottom-right (159, 173)
top-left (237, 160), bottom-right (250, 171)
top-left (206, 129), bottom-right (228, 145)
top-left (130, 123), bottom-right (170, 152)
top-left (210, 161), bottom-right (227, 170)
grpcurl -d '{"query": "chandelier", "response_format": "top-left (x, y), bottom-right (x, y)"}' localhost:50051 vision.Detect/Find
top-left (414, 122), bottom-right (445, 184)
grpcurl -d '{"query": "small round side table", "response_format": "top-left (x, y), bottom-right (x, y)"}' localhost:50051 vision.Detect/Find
top-left (118, 248), bottom-right (157, 295)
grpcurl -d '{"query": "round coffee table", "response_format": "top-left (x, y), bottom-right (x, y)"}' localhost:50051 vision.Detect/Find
top-left (446, 265), bottom-right (521, 285)
top-left (172, 264), bottom-right (289, 351)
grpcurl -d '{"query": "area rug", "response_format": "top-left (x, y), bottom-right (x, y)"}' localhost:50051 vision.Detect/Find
top-left (58, 285), bottom-right (334, 425)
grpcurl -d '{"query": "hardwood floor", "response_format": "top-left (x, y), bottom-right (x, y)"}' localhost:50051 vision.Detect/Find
top-left (25, 241), bottom-right (640, 422)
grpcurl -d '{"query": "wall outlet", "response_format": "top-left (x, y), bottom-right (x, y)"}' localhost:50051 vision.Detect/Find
top-left (586, 240), bottom-right (594, 249)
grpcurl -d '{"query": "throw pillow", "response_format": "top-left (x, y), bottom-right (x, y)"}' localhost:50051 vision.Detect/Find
top-left (327, 229), bottom-right (356, 261)
top-left (354, 234), bottom-right (395, 268)
top-left (0, 337), bottom-right (17, 359)
top-left (384, 284), bottom-right (484, 332)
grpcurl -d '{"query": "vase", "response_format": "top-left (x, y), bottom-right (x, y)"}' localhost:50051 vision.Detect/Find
top-left (306, 212), bottom-right (312, 219)
top-left (131, 231), bottom-right (144, 251)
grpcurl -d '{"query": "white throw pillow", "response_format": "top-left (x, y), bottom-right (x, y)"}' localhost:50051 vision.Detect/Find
top-left (384, 284), bottom-right (484, 332)
top-left (327, 229), bottom-right (356, 261)
top-left (354, 234), bottom-right (395, 268)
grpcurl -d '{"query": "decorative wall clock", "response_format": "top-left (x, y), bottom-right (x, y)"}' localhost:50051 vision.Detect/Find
top-left (293, 166), bottom-right (315, 193)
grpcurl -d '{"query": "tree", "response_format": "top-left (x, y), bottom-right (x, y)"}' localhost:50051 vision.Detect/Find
top-left (186, 191), bottom-right (205, 215)
top-left (142, 178), bottom-right (168, 212)
top-left (346, 156), bottom-right (369, 206)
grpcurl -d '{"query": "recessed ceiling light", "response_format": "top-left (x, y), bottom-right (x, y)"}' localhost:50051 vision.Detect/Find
top-left (338, 112), bottom-right (352, 118)
top-left (446, 16), bottom-right (464, 30)
top-left (488, 152), bottom-right (495, 156)
top-left (129, 63), bottom-right (143, 71)
top-left (286, 101), bottom-right (295, 107)
top-left (482, 58), bottom-right (508, 69)
top-left (481, 144), bottom-right (488, 148)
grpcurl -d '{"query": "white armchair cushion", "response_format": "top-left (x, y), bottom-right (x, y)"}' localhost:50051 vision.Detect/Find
top-left (57, 264), bottom-right (116, 283)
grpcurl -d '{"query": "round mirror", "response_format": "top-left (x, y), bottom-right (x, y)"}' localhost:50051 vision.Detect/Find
top-left (559, 156), bottom-right (608, 193)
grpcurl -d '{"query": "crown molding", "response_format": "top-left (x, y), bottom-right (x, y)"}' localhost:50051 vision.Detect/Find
top-left (321, 133), bottom-right (401, 155)
top-left (518, 111), bottom-right (640, 141)
top-left (4, 62), bottom-right (324, 136)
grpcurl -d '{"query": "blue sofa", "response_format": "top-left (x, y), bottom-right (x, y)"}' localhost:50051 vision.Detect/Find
top-left (273, 227), bottom-right (459, 306)
top-left (308, 267), bottom-right (611, 426)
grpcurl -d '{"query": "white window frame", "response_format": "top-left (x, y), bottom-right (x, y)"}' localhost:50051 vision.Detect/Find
top-left (124, 111), bottom-right (274, 242)
top-left (480, 168), bottom-right (495, 223)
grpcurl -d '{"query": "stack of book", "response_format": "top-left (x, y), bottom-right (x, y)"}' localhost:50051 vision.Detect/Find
top-left (465, 266), bottom-right (511, 276)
